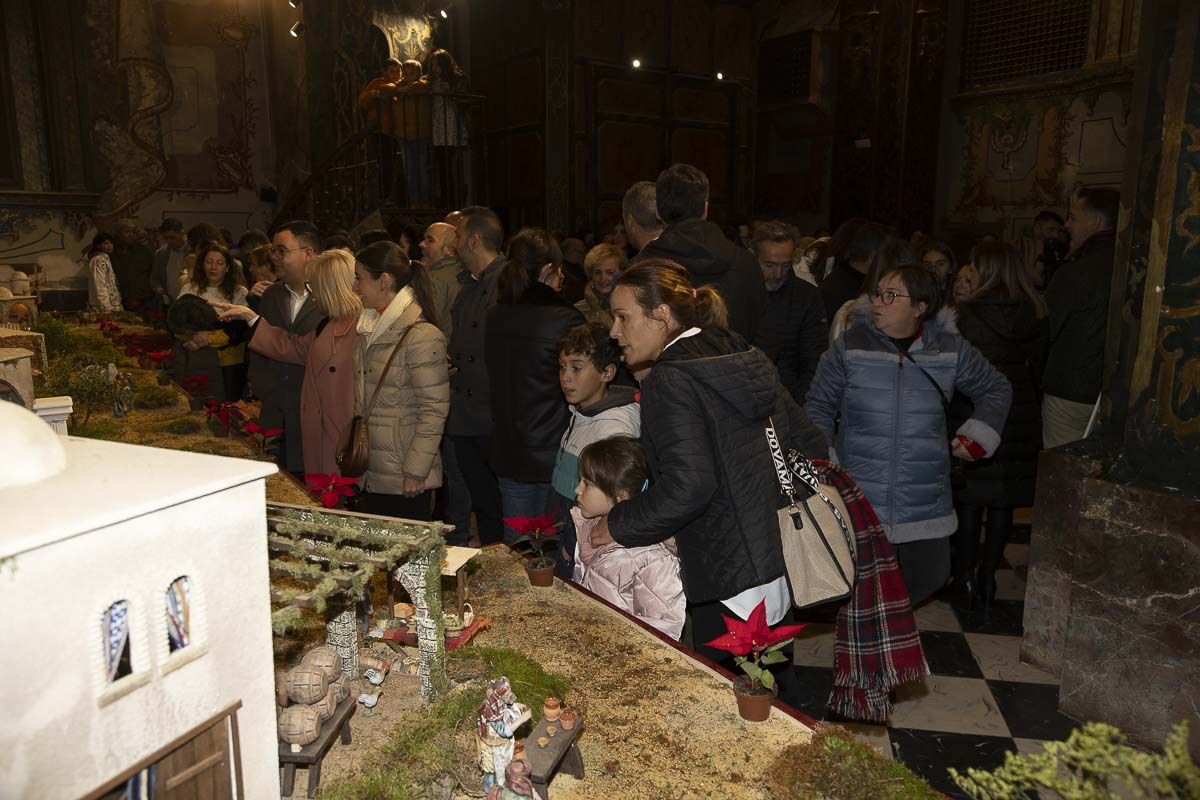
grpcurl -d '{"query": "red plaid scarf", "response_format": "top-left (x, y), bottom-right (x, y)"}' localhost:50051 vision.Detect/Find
top-left (814, 460), bottom-right (929, 722)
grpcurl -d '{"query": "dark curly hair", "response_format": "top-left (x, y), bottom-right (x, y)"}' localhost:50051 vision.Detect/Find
top-left (557, 322), bottom-right (620, 373)
top-left (191, 243), bottom-right (241, 301)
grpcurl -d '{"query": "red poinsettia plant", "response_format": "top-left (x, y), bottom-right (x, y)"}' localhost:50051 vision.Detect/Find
top-left (504, 514), bottom-right (560, 569)
top-left (305, 472), bottom-right (358, 509)
top-left (705, 599), bottom-right (806, 694)
top-left (242, 421), bottom-right (284, 456)
top-left (147, 350), bottom-right (173, 366)
top-left (203, 399), bottom-right (242, 427)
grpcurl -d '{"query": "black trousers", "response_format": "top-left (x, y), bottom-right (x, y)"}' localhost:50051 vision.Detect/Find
top-left (450, 434), bottom-right (505, 545)
top-left (954, 504), bottom-right (1013, 585)
top-left (352, 490), bottom-right (433, 521)
top-left (894, 536), bottom-right (951, 606)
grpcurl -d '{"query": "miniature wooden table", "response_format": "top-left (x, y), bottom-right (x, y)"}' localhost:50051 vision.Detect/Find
top-left (442, 545), bottom-right (482, 617)
top-left (279, 696), bottom-right (356, 798)
top-left (524, 715), bottom-right (585, 799)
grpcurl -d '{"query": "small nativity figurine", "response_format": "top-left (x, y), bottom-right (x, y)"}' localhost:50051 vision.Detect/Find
top-left (476, 677), bottom-right (531, 793)
top-left (486, 758), bottom-right (535, 800)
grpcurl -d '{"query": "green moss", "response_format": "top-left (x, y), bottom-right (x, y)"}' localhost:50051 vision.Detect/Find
top-left (73, 419), bottom-right (124, 441)
top-left (33, 316), bottom-right (81, 356)
top-left (155, 416), bottom-right (206, 435)
top-left (765, 726), bottom-right (941, 800)
top-left (132, 384), bottom-right (179, 409)
top-left (318, 647), bottom-right (570, 800)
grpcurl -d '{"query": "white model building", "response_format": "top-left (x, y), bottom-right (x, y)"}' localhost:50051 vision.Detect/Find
top-left (0, 402), bottom-right (280, 799)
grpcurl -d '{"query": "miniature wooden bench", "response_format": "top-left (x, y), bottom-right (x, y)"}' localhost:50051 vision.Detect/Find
top-left (279, 696), bottom-right (356, 798)
top-left (524, 715), bottom-right (585, 799)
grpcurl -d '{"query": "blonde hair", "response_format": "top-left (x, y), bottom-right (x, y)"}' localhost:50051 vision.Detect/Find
top-left (583, 242), bottom-right (627, 274)
top-left (306, 249), bottom-right (363, 320)
top-left (614, 258), bottom-right (728, 332)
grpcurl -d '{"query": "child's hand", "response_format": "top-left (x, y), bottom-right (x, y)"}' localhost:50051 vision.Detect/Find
top-left (589, 516), bottom-right (615, 548)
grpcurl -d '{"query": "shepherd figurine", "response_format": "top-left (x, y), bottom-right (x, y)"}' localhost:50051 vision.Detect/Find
top-left (476, 677), bottom-right (531, 793)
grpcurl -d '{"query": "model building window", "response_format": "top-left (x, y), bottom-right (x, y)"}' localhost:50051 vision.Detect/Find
top-left (102, 600), bottom-right (133, 682)
top-left (165, 576), bottom-right (191, 652)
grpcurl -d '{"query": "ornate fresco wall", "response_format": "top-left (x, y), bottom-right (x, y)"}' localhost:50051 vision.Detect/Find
top-left (0, 0), bottom-right (284, 285)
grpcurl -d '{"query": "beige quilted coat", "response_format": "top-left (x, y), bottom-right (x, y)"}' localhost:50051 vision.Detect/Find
top-left (355, 302), bottom-right (450, 493)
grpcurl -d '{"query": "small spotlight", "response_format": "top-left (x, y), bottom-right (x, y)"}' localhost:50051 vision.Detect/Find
top-left (632, 58), bottom-right (641, 68)
top-left (288, 0), bottom-right (299, 8)
top-left (290, 21), bottom-right (304, 37)
top-left (716, 72), bottom-right (724, 80)
top-left (440, 8), bottom-right (448, 18)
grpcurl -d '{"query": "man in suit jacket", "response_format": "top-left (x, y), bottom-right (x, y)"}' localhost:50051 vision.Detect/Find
top-left (249, 220), bottom-right (325, 474)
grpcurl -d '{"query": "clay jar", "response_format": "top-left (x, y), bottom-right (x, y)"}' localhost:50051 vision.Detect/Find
top-left (543, 697), bottom-right (561, 721)
top-left (559, 709), bottom-right (577, 730)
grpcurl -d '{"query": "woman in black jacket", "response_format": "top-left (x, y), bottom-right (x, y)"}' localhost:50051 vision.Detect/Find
top-left (485, 228), bottom-right (586, 541)
top-left (950, 241), bottom-right (1046, 617)
top-left (589, 259), bottom-right (828, 665)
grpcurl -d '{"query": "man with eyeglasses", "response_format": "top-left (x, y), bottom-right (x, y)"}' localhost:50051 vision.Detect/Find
top-left (753, 221), bottom-right (829, 404)
top-left (246, 220), bottom-right (325, 474)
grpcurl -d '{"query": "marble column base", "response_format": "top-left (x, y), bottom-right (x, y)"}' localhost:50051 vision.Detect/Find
top-left (1024, 441), bottom-right (1200, 758)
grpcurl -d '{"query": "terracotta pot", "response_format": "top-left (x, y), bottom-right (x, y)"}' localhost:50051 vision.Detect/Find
top-left (526, 563), bottom-right (555, 587)
top-left (559, 709), bottom-right (577, 730)
top-left (733, 679), bottom-right (777, 722)
top-left (543, 697), bottom-right (561, 721)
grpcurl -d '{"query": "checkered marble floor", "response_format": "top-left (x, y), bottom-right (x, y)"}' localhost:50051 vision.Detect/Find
top-left (786, 518), bottom-right (1083, 799)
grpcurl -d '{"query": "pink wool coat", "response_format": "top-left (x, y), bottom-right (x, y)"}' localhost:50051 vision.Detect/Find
top-left (571, 508), bottom-right (686, 640)
top-left (250, 316), bottom-right (358, 475)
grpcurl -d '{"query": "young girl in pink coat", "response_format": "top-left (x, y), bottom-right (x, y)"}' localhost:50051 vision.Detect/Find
top-left (571, 437), bottom-right (685, 640)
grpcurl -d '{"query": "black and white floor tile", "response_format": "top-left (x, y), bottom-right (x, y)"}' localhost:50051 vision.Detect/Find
top-left (786, 519), bottom-right (1084, 799)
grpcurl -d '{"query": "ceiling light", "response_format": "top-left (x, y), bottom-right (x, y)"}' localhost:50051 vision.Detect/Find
top-left (440, 8), bottom-right (448, 18)
top-left (290, 21), bottom-right (304, 37)
top-left (632, 59), bottom-right (641, 68)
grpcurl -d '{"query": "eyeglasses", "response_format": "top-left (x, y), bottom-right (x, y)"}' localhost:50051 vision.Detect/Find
top-left (271, 245), bottom-right (310, 257)
top-left (871, 289), bottom-right (911, 305)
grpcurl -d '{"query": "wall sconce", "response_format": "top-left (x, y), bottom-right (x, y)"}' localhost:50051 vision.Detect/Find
top-left (716, 72), bottom-right (724, 80)
top-left (288, 0), bottom-right (300, 7)
top-left (290, 21), bottom-right (305, 37)
top-left (440, 8), bottom-right (448, 18)
top-left (632, 59), bottom-right (641, 68)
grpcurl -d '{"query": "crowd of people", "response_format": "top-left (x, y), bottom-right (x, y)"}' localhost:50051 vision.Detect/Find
top-left (86, 163), bottom-right (1119, 699)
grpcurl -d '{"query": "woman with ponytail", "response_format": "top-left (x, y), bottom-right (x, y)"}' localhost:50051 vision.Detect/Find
top-left (350, 241), bottom-right (450, 519)
top-left (485, 227), bottom-right (585, 539)
top-left (588, 258), bottom-right (828, 671)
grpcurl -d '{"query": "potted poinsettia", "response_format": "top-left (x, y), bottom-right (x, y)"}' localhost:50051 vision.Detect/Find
top-left (203, 399), bottom-right (242, 437)
top-left (305, 472), bottom-right (358, 509)
top-left (504, 514), bottom-right (560, 587)
top-left (242, 421), bottom-right (284, 458)
top-left (705, 599), bottom-right (807, 721)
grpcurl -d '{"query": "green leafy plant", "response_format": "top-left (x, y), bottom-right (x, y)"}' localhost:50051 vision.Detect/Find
top-left (952, 721), bottom-right (1200, 800)
top-left (131, 384), bottom-right (179, 409)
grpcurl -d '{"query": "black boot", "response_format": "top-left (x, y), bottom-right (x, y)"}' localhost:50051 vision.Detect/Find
top-left (952, 504), bottom-right (981, 611)
top-left (972, 506), bottom-right (1012, 624)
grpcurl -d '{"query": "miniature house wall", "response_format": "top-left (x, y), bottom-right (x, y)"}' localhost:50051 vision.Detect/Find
top-left (0, 405), bottom-right (280, 800)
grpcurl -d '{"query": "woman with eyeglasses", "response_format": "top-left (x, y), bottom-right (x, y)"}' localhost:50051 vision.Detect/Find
top-left (213, 249), bottom-right (362, 476)
top-left (948, 242), bottom-right (1046, 620)
top-left (827, 236), bottom-right (914, 344)
top-left (806, 265), bottom-right (1012, 605)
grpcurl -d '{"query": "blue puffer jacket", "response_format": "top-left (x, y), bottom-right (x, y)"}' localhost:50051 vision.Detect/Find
top-left (805, 299), bottom-right (1012, 543)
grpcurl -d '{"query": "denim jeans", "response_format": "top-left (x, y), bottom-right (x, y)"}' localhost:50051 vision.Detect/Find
top-left (497, 478), bottom-right (553, 546)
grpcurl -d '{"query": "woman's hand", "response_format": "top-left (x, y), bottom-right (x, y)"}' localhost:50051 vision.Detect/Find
top-left (950, 438), bottom-right (973, 461)
top-left (401, 477), bottom-right (424, 497)
top-left (589, 516), bottom-right (615, 548)
top-left (210, 301), bottom-right (256, 322)
top-left (183, 331), bottom-right (212, 351)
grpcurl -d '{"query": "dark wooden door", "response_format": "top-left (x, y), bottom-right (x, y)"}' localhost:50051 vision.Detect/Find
top-left (155, 716), bottom-right (234, 800)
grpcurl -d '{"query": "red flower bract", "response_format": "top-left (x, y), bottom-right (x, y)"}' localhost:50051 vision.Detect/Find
top-left (305, 472), bottom-right (358, 509)
top-left (704, 600), bottom-right (807, 657)
top-left (504, 514), bottom-right (560, 535)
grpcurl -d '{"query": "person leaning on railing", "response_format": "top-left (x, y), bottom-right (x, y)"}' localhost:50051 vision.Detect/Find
top-left (393, 60), bottom-right (433, 206)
